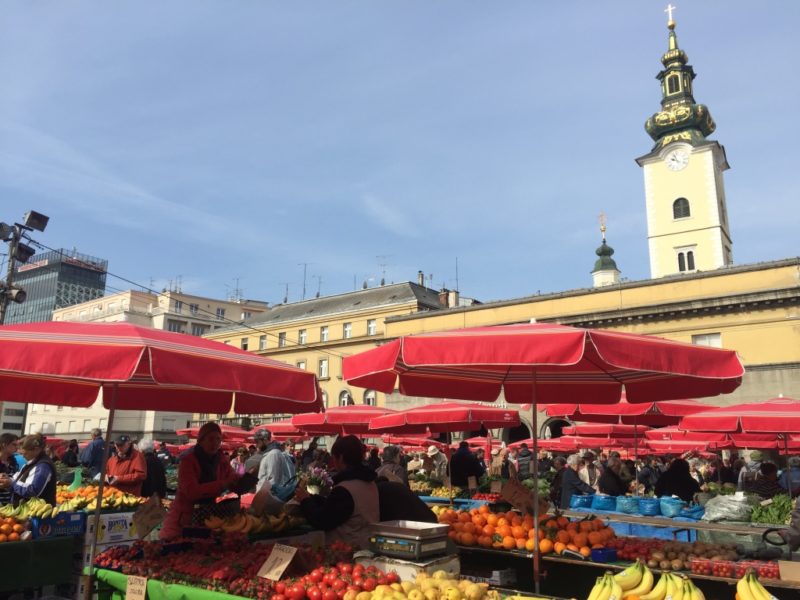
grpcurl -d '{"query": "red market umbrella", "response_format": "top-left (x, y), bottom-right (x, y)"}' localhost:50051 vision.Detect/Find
top-left (0, 321), bottom-right (321, 574)
top-left (292, 405), bottom-right (400, 435)
top-left (644, 426), bottom-right (730, 442)
top-left (368, 402), bottom-right (520, 433)
top-left (543, 396), bottom-right (709, 427)
top-left (176, 423), bottom-right (251, 441)
top-left (343, 322), bottom-right (743, 591)
top-left (380, 435), bottom-right (447, 450)
top-left (561, 423), bottom-right (651, 436)
top-left (252, 419), bottom-right (310, 442)
top-left (678, 397), bottom-right (800, 434)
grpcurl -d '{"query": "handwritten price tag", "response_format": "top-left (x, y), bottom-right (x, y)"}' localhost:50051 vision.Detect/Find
top-left (490, 480), bottom-right (503, 494)
top-left (467, 476), bottom-right (478, 490)
top-left (258, 544), bottom-right (298, 581)
top-left (126, 575), bottom-right (148, 600)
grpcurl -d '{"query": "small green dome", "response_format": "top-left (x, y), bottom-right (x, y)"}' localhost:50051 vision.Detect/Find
top-left (593, 240), bottom-right (619, 273)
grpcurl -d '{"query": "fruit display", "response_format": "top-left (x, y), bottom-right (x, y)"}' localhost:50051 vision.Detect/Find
top-left (430, 486), bottom-right (463, 499)
top-left (410, 481), bottom-right (433, 495)
top-left (470, 493), bottom-right (501, 502)
top-left (735, 569), bottom-right (781, 600)
top-left (204, 510), bottom-right (306, 535)
top-left (55, 483), bottom-right (145, 512)
top-left (0, 497), bottom-right (56, 521)
top-left (612, 559), bottom-right (656, 598)
top-left (398, 570), bottom-right (500, 600)
top-left (437, 506), bottom-right (615, 555)
top-left (0, 515), bottom-right (31, 543)
top-left (604, 538), bottom-right (740, 571)
top-left (690, 558), bottom-right (781, 581)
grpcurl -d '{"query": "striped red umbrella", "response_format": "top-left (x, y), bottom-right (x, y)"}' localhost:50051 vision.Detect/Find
top-left (0, 321), bottom-right (321, 414)
top-left (544, 396), bottom-right (709, 427)
top-left (562, 423), bottom-right (651, 436)
top-left (678, 397), bottom-right (800, 434)
top-left (292, 405), bottom-right (402, 435)
top-left (368, 401), bottom-right (520, 433)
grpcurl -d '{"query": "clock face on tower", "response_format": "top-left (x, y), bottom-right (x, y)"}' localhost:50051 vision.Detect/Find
top-left (665, 148), bottom-right (689, 171)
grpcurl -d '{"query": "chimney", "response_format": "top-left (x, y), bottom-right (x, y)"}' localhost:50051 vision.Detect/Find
top-left (438, 288), bottom-right (449, 307)
top-left (417, 270), bottom-right (424, 286)
top-left (448, 290), bottom-right (459, 307)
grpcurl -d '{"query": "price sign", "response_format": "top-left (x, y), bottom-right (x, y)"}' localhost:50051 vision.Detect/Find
top-left (490, 480), bottom-right (503, 494)
top-left (257, 544), bottom-right (298, 581)
top-left (126, 575), bottom-right (148, 600)
top-left (467, 476), bottom-right (478, 490)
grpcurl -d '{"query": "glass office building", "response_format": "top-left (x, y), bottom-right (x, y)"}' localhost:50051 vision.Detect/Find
top-left (5, 248), bottom-right (108, 324)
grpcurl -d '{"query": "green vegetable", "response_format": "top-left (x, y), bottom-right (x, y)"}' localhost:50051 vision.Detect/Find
top-left (750, 494), bottom-right (794, 525)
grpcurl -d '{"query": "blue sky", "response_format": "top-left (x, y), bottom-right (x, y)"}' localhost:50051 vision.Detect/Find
top-left (1, 2), bottom-right (798, 306)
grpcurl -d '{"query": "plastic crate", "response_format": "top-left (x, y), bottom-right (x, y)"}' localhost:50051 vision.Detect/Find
top-left (615, 496), bottom-right (639, 514)
top-left (590, 548), bottom-right (617, 563)
top-left (30, 511), bottom-right (87, 539)
top-left (569, 494), bottom-right (594, 508)
top-left (591, 495), bottom-right (617, 511)
top-left (638, 497), bottom-right (661, 516)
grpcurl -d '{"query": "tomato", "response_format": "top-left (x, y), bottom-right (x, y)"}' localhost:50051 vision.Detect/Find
top-left (331, 579), bottom-right (347, 592)
top-left (287, 584), bottom-right (306, 600)
top-left (307, 586), bottom-right (322, 600)
top-left (352, 566), bottom-right (365, 578)
top-left (339, 563), bottom-right (353, 575)
top-left (309, 571), bottom-right (323, 584)
top-left (386, 572), bottom-right (399, 584)
top-left (323, 590), bottom-right (338, 600)
top-left (362, 578), bottom-right (377, 592)
top-left (275, 583), bottom-right (287, 595)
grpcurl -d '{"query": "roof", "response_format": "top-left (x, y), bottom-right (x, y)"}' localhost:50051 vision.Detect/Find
top-left (213, 282), bottom-right (443, 332)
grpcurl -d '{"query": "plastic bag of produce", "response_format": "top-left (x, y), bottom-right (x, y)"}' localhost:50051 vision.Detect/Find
top-left (616, 495), bottom-right (640, 514)
top-left (639, 497), bottom-right (661, 516)
top-left (701, 494), bottom-right (754, 522)
top-left (570, 494), bottom-right (594, 508)
top-left (591, 495), bottom-right (617, 511)
top-left (660, 496), bottom-right (686, 517)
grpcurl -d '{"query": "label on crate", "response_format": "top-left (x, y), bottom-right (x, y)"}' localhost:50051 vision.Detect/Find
top-left (467, 476), bottom-right (478, 491)
top-left (258, 543), bottom-right (297, 581)
top-left (490, 480), bottom-right (502, 494)
top-left (126, 575), bottom-right (148, 600)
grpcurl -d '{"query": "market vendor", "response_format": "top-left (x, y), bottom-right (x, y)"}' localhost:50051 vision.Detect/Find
top-left (294, 435), bottom-right (379, 549)
top-left (654, 457), bottom-right (700, 503)
top-left (160, 422), bottom-right (243, 540)
top-left (105, 434), bottom-right (147, 496)
top-left (0, 433), bottom-right (20, 505)
top-left (0, 433), bottom-right (57, 506)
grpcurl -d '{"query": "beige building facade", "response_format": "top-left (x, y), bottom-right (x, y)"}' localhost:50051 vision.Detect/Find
top-left (23, 290), bottom-right (269, 440)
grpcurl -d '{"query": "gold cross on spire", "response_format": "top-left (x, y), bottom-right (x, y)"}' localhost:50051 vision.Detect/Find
top-left (598, 212), bottom-right (607, 241)
top-left (665, 4), bottom-right (677, 28)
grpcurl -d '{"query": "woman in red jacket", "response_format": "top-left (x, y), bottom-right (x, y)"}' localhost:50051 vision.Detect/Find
top-left (160, 422), bottom-right (240, 540)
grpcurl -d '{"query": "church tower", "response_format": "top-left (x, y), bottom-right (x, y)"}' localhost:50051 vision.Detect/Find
top-left (592, 215), bottom-right (621, 288)
top-left (636, 8), bottom-right (733, 278)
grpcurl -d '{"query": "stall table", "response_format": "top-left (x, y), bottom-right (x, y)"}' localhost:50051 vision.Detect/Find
top-left (95, 569), bottom-right (246, 600)
top-left (0, 536), bottom-right (78, 591)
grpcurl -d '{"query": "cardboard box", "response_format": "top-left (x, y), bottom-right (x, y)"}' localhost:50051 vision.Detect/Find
top-left (85, 511), bottom-right (137, 545)
top-left (461, 568), bottom-right (517, 586)
top-left (356, 553), bottom-right (460, 583)
top-left (30, 511), bottom-right (87, 539)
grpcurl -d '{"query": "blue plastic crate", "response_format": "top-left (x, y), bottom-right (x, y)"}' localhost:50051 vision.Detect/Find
top-left (569, 494), bottom-right (595, 509)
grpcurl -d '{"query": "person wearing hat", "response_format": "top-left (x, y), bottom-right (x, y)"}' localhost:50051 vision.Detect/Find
top-left (738, 450), bottom-right (764, 491)
top-left (105, 434), bottom-right (147, 496)
top-left (80, 427), bottom-right (106, 477)
top-left (423, 445), bottom-right (448, 480)
top-left (779, 456), bottom-right (800, 497)
top-left (161, 421), bottom-right (244, 540)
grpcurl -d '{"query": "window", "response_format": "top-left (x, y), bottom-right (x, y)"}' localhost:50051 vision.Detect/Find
top-left (162, 418), bottom-right (175, 431)
top-left (363, 390), bottom-right (377, 406)
top-left (298, 329), bottom-right (307, 344)
top-left (174, 300), bottom-right (183, 313)
top-left (692, 333), bottom-right (721, 348)
top-left (68, 421), bottom-right (77, 432)
top-left (191, 324), bottom-right (209, 337)
top-left (3, 408), bottom-right (24, 417)
top-left (242, 311), bottom-right (252, 320)
top-left (343, 322), bottom-right (352, 339)
top-left (676, 247), bottom-right (696, 272)
top-left (339, 390), bottom-right (353, 406)
top-left (296, 360), bottom-right (306, 370)
top-left (108, 302), bottom-right (117, 313)
top-left (167, 320), bottom-right (185, 333)
top-left (278, 332), bottom-right (287, 348)
top-left (241, 337), bottom-right (249, 351)
top-left (320, 326), bottom-right (329, 342)
top-left (667, 73), bottom-right (680, 94)
top-left (54, 421), bottom-right (62, 432)
top-left (321, 391), bottom-right (329, 408)
top-left (259, 335), bottom-right (267, 350)
top-left (673, 197), bottom-right (691, 219)
top-left (79, 310), bottom-right (88, 321)
top-left (189, 303), bottom-right (199, 315)
top-left (2, 422), bottom-right (22, 431)
top-left (99, 418), bottom-right (107, 429)
top-left (83, 419), bottom-right (92, 431)
top-left (367, 319), bottom-right (377, 336)
top-left (216, 308), bottom-right (226, 320)
top-left (57, 404), bottom-right (63, 411)
top-left (318, 359), bottom-right (329, 379)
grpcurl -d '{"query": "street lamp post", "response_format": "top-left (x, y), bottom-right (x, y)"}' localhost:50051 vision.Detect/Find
top-left (0, 210), bottom-right (49, 325)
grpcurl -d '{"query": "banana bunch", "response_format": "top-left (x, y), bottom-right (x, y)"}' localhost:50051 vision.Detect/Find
top-left (736, 570), bottom-right (779, 600)
top-left (585, 571), bottom-right (623, 600)
top-left (637, 571), bottom-right (704, 600)
top-left (613, 559), bottom-right (654, 597)
top-left (204, 511), bottom-right (305, 535)
top-left (5, 498), bottom-right (57, 520)
top-left (430, 486), bottom-right (462, 498)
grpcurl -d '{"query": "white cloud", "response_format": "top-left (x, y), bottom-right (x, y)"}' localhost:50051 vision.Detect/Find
top-left (360, 193), bottom-right (418, 237)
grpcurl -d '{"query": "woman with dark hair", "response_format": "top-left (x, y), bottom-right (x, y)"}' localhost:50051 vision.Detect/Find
top-left (0, 433), bottom-right (20, 505)
top-left (294, 435), bottom-right (379, 549)
top-left (160, 422), bottom-right (243, 540)
top-left (654, 458), bottom-right (700, 503)
top-left (0, 434), bottom-right (57, 506)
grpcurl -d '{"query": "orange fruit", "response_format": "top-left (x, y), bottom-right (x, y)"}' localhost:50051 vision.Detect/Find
top-left (579, 521), bottom-right (593, 532)
top-left (11, 524), bottom-right (24, 534)
top-left (511, 526), bottom-right (525, 539)
top-left (496, 517), bottom-right (509, 528)
top-left (592, 518), bottom-right (604, 531)
top-left (7, 532), bottom-right (19, 542)
top-left (482, 524), bottom-right (496, 537)
top-left (478, 504), bottom-right (490, 514)
top-left (497, 524), bottom-right (512, 538)
top-left (556, 529), bottom-right (571, 544)
top-left (554, 541), bottom-right (566, 554)
top-left (516, 538), bottom-right (527, 550)
top-left (502, 536), bottom-right (516, 550)
top-left (556, 516), bottom-right (569, 528)
top-left (0, 524), bottom-right (11, 535)
top-left (544, 519), bottom-right (558, 530)
top-left (458, 512), bottom-right (471, 523)
top-left (461, 532), bottom-right (476, 546)
top-left (486, 514), bottom-right (499, 527)
top-left (525, 538), bottom-right (537, 552)
top-left (539, 538), bottom-right (554, 554)
top-left (573, 533), bottom-right (589, 548)
top-left (579, 546), bottom-right (591, 558)
top-left (448, 530), bottom-right (459, 541)
top-left (566, 543), bottom-right (579, 552)
top-left (588, 532), bottom-right (602, 545)
top-left (472, 515), bottom-right (486, 528)
top-left (0, 534), bottom-right (6, 543)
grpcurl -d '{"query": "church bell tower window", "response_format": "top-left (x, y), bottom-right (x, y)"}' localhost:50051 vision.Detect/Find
top-left (673, 197), bottom-right (691, 219)
top-left (667, 74), bottom-right (680, 94)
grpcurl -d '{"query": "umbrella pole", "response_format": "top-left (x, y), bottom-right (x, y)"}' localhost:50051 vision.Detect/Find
top-left (531, 389), bottom-right (541, 594)
top-left (634, 418), bottom-right (639, 496)
top-left (85, 383), bottom-right (117, 597)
